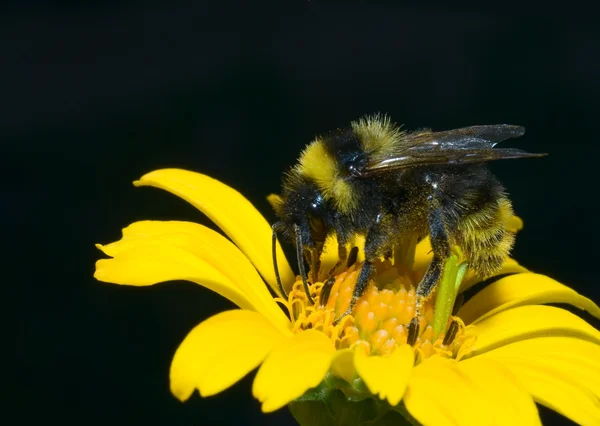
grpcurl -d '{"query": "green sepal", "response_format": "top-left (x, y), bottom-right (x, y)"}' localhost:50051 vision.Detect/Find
top-left (288, 374), bottom-right (421, 426)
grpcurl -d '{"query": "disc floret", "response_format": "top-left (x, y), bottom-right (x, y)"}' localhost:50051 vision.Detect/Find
top-left (279, 260), bottom-right (474, 363)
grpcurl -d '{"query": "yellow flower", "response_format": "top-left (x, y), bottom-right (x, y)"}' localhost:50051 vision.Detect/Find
top-left (95, 168), bottom-right (600, 426)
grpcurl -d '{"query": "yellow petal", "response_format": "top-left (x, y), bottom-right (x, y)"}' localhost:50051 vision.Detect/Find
top-left (484, 343), bottom-right (600, 426)
top-left (95, 221), bottom-right (290, 332)
top-left (497, 360), bottom-right (600, 425)
top-left (330, 348), bottom-right (356, 383)
top-left (460, 257), bottom-right (529, 292)
top-left (318, 235), bottom-right (342, 278)
top-left (458, 357), bottom-right (541, 426)
top-left (506, 215), bottom-right (524, 233)
top-left (252, 330), bottom-right (335, 412)
top-left (478, 337), bottom-right (600, 398)
top-left (95, 238), bottom-right (250, 310)
top-left (170, 310), bottom-right (287, 401)
top-left (354, 344), bottom-right (414, 406)
top-left (458, 273), bottom-right (600, 324)
top-left (266, 193), bottom-right (283, 211)
top-left (466, 305), bottom-right (600, 358)
top-left (134, 169), bottom-right (295, 295)
top-left (317, 235), bottom-right (366, 280)
top-left (412, 237), bottom-right (432, 276)
top-left (404, 356), bottom-right (484, 426)
top-left (405, 355), bottom-right (540, 426)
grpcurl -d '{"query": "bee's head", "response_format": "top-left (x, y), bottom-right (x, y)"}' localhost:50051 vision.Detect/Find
top-left (269, 174), bottom-right (333, 250)
top-left (269, 171), bottom-right (336, 299)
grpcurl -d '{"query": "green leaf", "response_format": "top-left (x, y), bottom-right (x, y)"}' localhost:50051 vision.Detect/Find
top-left (288, 400), bottom-right (336, 426)
top-left (294, 381), bottom-right (331, 402)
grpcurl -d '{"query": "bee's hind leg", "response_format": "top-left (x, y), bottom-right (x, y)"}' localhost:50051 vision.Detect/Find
top-left (407, 195), bottom-right (451, 345)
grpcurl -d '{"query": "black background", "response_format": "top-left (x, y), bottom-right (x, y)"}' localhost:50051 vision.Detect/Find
top-left (7, 2), bottom-right (599, 425)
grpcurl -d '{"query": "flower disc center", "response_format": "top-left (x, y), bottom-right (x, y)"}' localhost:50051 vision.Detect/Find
top-left (281, 260), bottom-right (473, 362)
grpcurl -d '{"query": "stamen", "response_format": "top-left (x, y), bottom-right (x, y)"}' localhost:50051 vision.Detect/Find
top-left (443, 319), bottom-right (459, 346)
top-left (452, 292), bottom-right (464, 316)
top-left (407, 317), bottom-right (420, 346)
top-left (346, 246), bottom-right (359, 268)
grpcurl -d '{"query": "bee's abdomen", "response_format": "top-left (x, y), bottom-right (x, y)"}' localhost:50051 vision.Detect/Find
top-left (455, 195), bottom-right (516, 278)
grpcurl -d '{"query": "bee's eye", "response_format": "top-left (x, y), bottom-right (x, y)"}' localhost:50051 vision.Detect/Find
top-left (308, 197), bottom-right (326, 237)
top-left (310, 199), bottom-right (320, 215)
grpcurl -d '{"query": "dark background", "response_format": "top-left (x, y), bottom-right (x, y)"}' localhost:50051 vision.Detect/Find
top-left (7, 2), bottom-right (599, 425)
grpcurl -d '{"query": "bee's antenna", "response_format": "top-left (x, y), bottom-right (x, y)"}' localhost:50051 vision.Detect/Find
top-left (294, 224), bottom-right (315, 305)
top-left (272, 224), bottom-right (288, 300)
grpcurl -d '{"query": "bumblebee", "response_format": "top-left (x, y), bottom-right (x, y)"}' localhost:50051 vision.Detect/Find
top-left (270, 114), bottom-right (544, 343)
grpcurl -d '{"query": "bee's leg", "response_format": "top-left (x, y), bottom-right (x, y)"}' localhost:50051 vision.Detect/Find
top-left (332, 260), bottom-right (375, 325)
top-left (310, 250), bottom-right (320, 283)
top-left (407, 196), bottom-right (451, 345)
top-left (305, 240), bottom-right (324, 284)
top-left (321, 245), bottom-right (359, 307)
top-left (333, 228), bottom-right (387, 325)
top-left (295, 225), bottom-right (315, 305)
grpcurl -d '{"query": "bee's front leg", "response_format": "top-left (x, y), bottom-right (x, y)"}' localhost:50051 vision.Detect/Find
top-left (320, 244), bottom-right (359, 307)
top-left (332, 221), bottom-right (389, 325)
top-left (407, 194), bottom-right (451, 345)
top-left (331, 259), bottom-right (376, 326)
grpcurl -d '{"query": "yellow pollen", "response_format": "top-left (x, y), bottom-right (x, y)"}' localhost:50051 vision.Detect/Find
top-left (279, 260), bottom-right (474, 362)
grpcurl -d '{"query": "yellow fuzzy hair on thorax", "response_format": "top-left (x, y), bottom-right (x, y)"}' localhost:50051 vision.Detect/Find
top-left (351, 113), bottom-right (403, 156)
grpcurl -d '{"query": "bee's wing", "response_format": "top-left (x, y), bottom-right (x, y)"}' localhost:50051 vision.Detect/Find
top-left (363, 124), bottom-right (545, 175)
